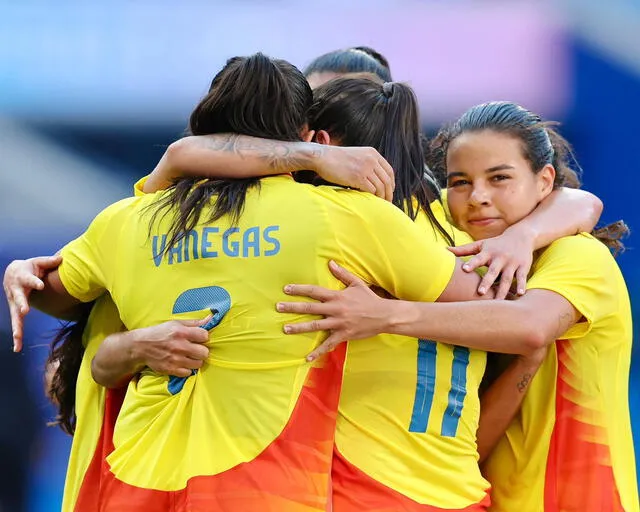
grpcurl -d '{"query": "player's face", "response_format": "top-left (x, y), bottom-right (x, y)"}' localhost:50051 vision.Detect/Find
top-left (446, 130), bottom-right (554, 240)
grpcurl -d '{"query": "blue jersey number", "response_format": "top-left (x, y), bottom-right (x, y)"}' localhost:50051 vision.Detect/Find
top-left (409, 339), bottom-right (470, 437)
top-left (167, 285), bottom-right (232, 395)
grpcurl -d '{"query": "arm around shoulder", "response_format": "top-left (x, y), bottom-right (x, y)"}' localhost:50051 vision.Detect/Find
top-left (385, 287), bottom-right (580, 354)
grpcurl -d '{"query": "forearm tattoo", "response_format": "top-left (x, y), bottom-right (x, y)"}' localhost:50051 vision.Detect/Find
top-left (516, 372), bottom-right (533, 393)
top-left (202, 134), bottom-right (324, 172)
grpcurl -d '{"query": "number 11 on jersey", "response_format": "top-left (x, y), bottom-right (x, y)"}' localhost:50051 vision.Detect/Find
top-left (409, 339), bottom-right (470, 437)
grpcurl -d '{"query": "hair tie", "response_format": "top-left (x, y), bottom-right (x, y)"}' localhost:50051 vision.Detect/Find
top-left (382, 82), bottom-right (394, 99)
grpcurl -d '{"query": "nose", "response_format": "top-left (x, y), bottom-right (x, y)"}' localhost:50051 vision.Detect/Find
top-left (469, 184), bottom-right (490, 207)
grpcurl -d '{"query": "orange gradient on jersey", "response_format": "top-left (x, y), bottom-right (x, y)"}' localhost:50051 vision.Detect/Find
top-left (544, 341), bottom-right (625, 511)
top-left (332, 448), bottom-right (490, 512)
top-left (77, 346), bottom-right (346, 512)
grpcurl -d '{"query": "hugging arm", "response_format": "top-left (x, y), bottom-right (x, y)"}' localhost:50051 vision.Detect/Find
top-left (144, 134), bottom-right (395, 200)
top-left (451, 187), bottom-right (603, 299)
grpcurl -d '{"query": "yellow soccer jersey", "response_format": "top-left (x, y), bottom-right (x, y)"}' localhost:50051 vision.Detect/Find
top-left (483, 234), bottom-right (638, 512)
top-left (132, 176), bottom-right (148, 197)
top-left (61, 295), bottom-right (124, 512)
top-left (57, 175), bottom-right (458, 510)
top-left (333, 202), bottom-right (489, 511)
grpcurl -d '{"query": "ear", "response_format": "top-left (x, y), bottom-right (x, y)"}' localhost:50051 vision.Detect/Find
top-left (314, 129), bottom-right (333, 146)
top-left (537, 164), bottom-right (555, 198)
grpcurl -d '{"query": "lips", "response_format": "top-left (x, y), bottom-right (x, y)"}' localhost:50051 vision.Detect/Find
top-left (467, 217), bottom-right (499, 226)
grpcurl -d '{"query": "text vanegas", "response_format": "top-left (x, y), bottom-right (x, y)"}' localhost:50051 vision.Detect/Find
top-left (152, 226), bottom-right (280, 267)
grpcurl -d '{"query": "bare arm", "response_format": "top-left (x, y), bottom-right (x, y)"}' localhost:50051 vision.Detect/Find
top-left (91, 319), bottom-right (210, 388)
top-left (91, 330), bottom-right (145, 388)
top-left (145, 135), bottom-right (321, 191)
top-left (476, 349), bottom-right (546, 462)
top-left (145, 134), bottom-right (395, 200)
top-left (520, 187), bottom-right (603, 249)
top-left (450, 188), bottom-right (603, 299)
top-left (277, 262), bottom-right (580, 359)
top-left (385, 289), bottom-right (579, 354)
top-left (29, 269), bottom-right (84, 321)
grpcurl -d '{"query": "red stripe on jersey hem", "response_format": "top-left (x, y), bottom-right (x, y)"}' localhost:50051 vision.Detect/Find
top-left (331, 447), bottom-right (490, 511)
top-left (94, 345), bottom-right (346, 512)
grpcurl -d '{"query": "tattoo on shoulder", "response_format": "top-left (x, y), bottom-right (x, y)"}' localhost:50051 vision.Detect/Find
top-left (516, 372), bottom-right (532, 393)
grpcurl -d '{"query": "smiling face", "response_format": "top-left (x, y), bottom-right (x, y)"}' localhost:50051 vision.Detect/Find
top-left (446, 130), bottom-right (555, 240)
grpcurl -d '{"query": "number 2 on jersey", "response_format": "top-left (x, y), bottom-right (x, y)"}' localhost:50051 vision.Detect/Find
top-left (409, 339), bottom-right (470, 437)
top-left (167, 285), bottom-right (232, 395)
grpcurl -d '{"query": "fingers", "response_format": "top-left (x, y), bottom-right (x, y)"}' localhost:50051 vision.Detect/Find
top-left (166, 322), bottom-right (210, 345)
top-left (283, 318), bottom-right (336, 335)
top-left (278, 299), bottom-right (332, 316)
top-left (160, 344), bottom-right (208, 376)
top-left (8, 300), bottom-right (24, 352)
top-left (13, 278), bottom-right (40, 315)
top-left (185, 326), bottom-right (210, 344)
top-left (373, 162), bottom-right (394, 202)
top-left (179, 336), bottom-right (209, 359)
top-left (283, 284), bottom-right (336, 302)
top-left (515, 267), bottom-right (528, 296)
top-left (461, 252), bottom-right (492, 274)
top-left (328, 260), bottom-right (365, 287)
top-left (167, 357), bottom-right (205, 374)
top-left (365, 174), bottom-right (386, 200)
top-left (477, 259), bottom-right (504, 295)
top-left (21, 274), bottom-right (45, 294)
top-left (178, 315), bottom-right (212, 328)
top-left (178, 316), bottom-right (214, 339)
top-left (376, 156), bottom-right (395, 192)
top-left (495, 265), bottom-right (516, 300)
top-left (170, 367), bottom-right (193, 378)
top-left (448, 241), bottom-right (482, 258)
top-left (357, 179), bottom-right (376, 195)
top-left (32, 254), bottom-right (62, 272)
top-left (182, 344), bottom-right (209, 362)
top-left (306, 334), bottom-right (345, 362)
top-left (5, 290), bottom-right (28, 352)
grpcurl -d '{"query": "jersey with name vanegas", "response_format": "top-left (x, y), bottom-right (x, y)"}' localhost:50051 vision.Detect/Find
top-left (58, 176), bottom-right (457, 511)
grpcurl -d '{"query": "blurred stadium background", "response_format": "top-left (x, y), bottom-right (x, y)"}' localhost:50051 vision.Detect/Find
top-left (0, 1), bottom-right (638, 509)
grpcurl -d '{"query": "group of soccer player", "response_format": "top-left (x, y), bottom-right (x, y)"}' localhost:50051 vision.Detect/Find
top-left (3, 47), bottom-right (638, 511)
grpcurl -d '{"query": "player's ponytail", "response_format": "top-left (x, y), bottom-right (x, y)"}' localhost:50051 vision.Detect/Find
top-left (151, 53), bottom-right (312, 253)
top-left (308, 77), bottom-right (454, 245)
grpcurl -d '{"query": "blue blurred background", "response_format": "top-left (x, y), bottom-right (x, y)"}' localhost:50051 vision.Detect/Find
top-left (0, 1), bottom-right (638, 510)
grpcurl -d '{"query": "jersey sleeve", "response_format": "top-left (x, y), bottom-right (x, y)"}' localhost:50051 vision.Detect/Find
top-left (332, 191), bottom-right (457, 303)
top-left (58, 198), bottom-right (135, 302)
top-left (133, 175), bottom-right (149, 196)
top-left (526, 233), bottom-right (617, 339)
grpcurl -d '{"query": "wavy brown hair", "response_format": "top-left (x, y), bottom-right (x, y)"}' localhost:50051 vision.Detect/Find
top-left (46, 302), bottom-right (93, 435)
